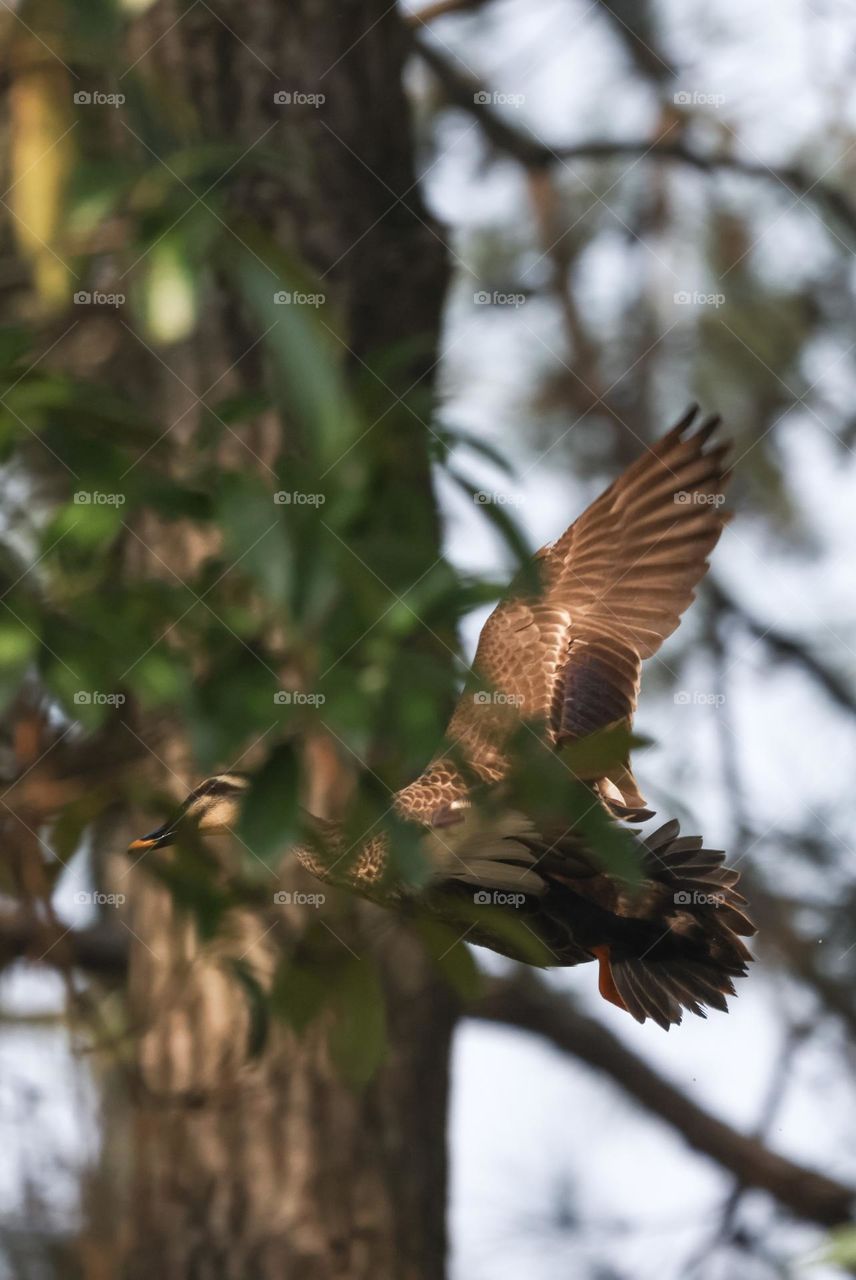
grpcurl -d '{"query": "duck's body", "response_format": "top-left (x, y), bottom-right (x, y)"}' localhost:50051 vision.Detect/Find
top-left (131, 408), bottom-right (755, 1029)
top-left (288, 805), bottom-right (753, 1030)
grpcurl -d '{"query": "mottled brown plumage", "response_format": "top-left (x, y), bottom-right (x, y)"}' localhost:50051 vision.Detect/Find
top-left (131, 408), bottom-right (754, 1029)
top-left (398, 404), bottom-right (730, 822)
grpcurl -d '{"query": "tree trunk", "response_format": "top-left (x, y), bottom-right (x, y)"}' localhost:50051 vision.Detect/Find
top-left (73, 2), bottom-right (456, 1275)
top-left (121, 898), bottom-right (457, 1279)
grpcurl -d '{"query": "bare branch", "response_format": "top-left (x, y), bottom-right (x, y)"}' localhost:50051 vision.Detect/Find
top-left (590, 0), bottom-right (677, 83)
top-left (407, 0), bottom-right (491, 23)
top-left (415, 40), bottom-right (856, 245)
top-left (0, 912), bottom-right (128, 976)
top-left (470, 970), bottom-right (855, 1228)
top-left (708, 578), bottom-right (856, 719)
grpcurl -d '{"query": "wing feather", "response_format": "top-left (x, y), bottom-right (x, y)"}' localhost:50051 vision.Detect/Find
top-left (400, 407), bottom-right (729, 820)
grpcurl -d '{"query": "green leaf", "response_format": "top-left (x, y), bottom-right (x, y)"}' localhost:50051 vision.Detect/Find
top-left (446, 896), bottom-right (556, 967)
top-left (272, 960), bottom-right (330, 1035)
top-left (415, 920), bottom-right (484, 1000)
top-left (51, 792), bottom-right (106, 864)
top-left (226, 959), bottom-right (270, 1059)
top-left (139, 237), bottom-right (198, 345)
top-left (384, 809), bottom-right (432, 890)
top-left (814, 1225), bottom-right (856, 1269)
top-left (0, 327), bottom-right (33, 371)
top-left (230, 232), bottom-right (363, 470)
top-left (188, 649), bottom-right (280, 767)
top-left (434, 423), bottom-right (516, 478)
top-left (216, 471), bottom-right (289, 604)
top-left (144, 839), bottom-right (229, 941)
top-left (237, 743), bottom-right (301, 867)
top-left (0, 616), bottom-right (36, 669)
top-left (574, 800), bottom-right (646, 888)
top-left (142, 480), bottom-right (215, 523)
top-left (127, 650), bottom-right (189, 708)
top-left (206, 390), bottom-right (270, 426)
top-left (560, 725), bottom-right (652, 778)
top-left (327, 955), bottom-right (387, 1088)
top-left (50, 499), bottom-right (123, 549)
top-left (447, 468), bottom-right (533, 580)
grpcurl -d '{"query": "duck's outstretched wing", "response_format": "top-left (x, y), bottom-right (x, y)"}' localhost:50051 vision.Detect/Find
top-left (432, 406), bottom-right (730, 816)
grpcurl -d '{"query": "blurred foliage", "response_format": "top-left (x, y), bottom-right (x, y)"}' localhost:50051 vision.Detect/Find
top-left (3, 3), bottom-right (856, 1275)
top-left (0, 0), bottom-right (842, 1088)
top-left (0, 0), bottom-right (579, 1095)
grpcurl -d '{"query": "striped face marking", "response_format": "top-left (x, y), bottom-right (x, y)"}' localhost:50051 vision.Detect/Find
top-left (128, 775), bottom-right (249, 850)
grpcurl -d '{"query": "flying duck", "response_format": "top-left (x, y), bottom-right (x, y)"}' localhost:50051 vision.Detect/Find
top-left (130, 407), bottom-right (755, 1029)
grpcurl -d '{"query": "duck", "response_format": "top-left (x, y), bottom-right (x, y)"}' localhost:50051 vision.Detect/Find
top-left (130, 407), bottom-right (755, 1030)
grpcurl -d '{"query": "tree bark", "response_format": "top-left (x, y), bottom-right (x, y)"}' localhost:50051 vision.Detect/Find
top-left (61, 2), bottom-right (457, 1276)
top-left (121, 903), bottom-right (456, 1280)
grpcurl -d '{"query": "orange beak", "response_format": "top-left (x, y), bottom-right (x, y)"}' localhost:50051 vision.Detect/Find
top-left (127, 819), bottom-right (176, 853)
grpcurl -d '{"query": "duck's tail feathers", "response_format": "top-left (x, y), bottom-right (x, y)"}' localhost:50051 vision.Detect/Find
top-left (595, 819), bottom-right (755, 1029)
top-left (603, 951), bottom-right (742, 1031)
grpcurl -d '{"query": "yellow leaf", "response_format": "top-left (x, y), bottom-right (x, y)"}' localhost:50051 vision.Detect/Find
top-left (9, 38), bottom-right (75, 308)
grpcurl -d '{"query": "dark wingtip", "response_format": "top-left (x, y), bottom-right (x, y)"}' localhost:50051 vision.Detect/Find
top-left (670, 403), bottom-right (700, 439)
top-left (694, 412), bottom-right (723, 445)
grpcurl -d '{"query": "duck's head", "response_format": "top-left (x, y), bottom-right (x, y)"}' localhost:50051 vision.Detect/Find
top-left (128, 773), bottom-right (250, 851)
